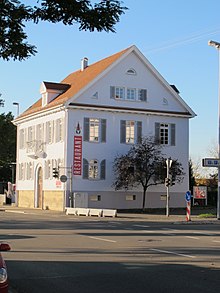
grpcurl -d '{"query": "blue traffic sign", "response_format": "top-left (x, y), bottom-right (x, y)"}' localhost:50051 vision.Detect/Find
top-left (185, 191), bottom-right (191, 202)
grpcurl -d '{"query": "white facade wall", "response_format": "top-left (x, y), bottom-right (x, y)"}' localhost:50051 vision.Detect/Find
top-left (15, 47), bottom-right (193, 210)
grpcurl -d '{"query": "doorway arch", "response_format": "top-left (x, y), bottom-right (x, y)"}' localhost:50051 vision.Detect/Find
top-left (35, 165), bottom-right (43, 209)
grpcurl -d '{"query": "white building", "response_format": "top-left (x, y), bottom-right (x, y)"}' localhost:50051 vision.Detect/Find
top-left (13, 45), bottom-right (196, 211)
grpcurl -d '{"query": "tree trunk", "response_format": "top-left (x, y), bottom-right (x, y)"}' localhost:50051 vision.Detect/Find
top-left (142, 188), bottom-right (147, 212)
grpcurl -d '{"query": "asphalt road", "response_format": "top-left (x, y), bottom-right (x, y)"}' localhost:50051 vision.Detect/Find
top-left (1, 210), bottom-right (220, 293)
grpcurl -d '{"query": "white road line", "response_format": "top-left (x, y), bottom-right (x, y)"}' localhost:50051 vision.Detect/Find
top-left (185, 236), bottom-right (200, 240)
top-left (88, 236), bottom-right (117, 243)
top-left (150, 248), bottom-right (195, 258)
top-left (212, 240), bottom-right (220, 243)
top-left (133, 225), bottom-right (150, 228)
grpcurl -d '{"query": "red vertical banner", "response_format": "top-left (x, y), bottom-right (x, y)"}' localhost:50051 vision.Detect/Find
top-left (73, 136), bottom-right (82, 175)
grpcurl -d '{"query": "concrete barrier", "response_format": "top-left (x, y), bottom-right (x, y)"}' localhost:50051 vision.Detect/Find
top-left (89, 209), bottom-right (102, 217)
top-left (102, 209), bottom-right (117, 217)
top-left (65, 207), bottom-right (78, 215)
top-left (77, 208), bottom-right (90, 216)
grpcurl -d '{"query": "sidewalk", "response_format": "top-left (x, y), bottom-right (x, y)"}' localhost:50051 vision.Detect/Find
top-left (1, 204), bottom-right (219, 224)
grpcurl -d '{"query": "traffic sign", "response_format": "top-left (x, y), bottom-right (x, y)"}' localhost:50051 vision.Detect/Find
top-left (202, 158), bottom-right (220, 167)
top-left (185, 191), bottom-right (191, 202)
top-left (60, 175), bottom-right (68, 183)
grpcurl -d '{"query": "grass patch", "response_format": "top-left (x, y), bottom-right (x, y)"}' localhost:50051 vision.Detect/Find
top-left (198, 213), bottom-right (216, 218)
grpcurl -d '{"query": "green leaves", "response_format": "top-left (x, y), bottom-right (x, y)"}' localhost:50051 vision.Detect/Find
top-left (0, 0), bottom-right (127, 61)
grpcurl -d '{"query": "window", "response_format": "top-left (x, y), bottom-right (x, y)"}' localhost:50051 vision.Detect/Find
top-left (126, 195), bottom-right (136, 201)
top-left (126, 68), bottom-right (136, 75)
top-left (89, 119), bottom-right (99, 142)
top-left (90, 195), bottom-right (101, 201)
top-left (120, 120), bottom-right (142, 144)
top-left (89, 159), bottom-right (99, 179)
top-left (115, 87), bottom-right (125, 99)
top-left (127, 88), bottom-right (136, 100)
top-left (126, 121), bottom-right (135, 143)
top-left (26, 162), bottom-right (33, 180)
top-left (83, 159), bottom-right (106, 180)
top-left (19, 163), bottom-right (25, 180)
top-left (155, 123), bottom-right (176, 146)
top-left (84, 118), bottom-right (106, 143)
top-left (110, 86), bottom-right (147, 102)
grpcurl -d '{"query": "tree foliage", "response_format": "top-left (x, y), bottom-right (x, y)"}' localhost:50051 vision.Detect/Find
top-left (112, 136), bottom-right (185, 210)
top-left (0, 0), bottom-right (127, 61)
top-left (0, 112), bottom-right (16, 181)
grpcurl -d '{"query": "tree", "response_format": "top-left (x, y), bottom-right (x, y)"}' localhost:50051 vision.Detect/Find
top-left (0, 0), bottom-right (127, 61)
top-left (0, 112), bottom-right (16, 182)
top-left (189, 158), bottom-right (195, 193)
top-left (112, 136), bottom-right (184, 211)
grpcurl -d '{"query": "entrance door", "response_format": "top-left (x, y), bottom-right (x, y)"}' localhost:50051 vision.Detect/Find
top-left (37, 167), bottom-right (43, 209)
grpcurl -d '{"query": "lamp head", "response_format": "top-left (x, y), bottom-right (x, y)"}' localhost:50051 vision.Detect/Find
top-left (208, 40), bottom-right (220, 49)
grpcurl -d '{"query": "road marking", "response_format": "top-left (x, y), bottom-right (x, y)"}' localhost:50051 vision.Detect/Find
top-left (88, 236), bottom-right (117, 243)
top-left (133, 225), bottom-right (150, 228)
top-left (150, 248), bottom-right (195, 258)
top-left (185, 236), bottom-right (200, 240)
top-left (212, 240), bottom-right (220, 243)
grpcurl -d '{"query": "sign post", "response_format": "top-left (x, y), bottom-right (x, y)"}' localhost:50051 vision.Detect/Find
top-left (185, 191), bottom-right (191, 222)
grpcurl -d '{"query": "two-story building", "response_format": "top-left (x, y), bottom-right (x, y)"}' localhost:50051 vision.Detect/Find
top-left (13, 45), bottom-right (196, 211)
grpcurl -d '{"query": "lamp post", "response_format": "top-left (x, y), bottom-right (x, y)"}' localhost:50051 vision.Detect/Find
top-left (208, 40), bottom-right (220, 220)
top-left (13, 102), bottom-right (19, 117)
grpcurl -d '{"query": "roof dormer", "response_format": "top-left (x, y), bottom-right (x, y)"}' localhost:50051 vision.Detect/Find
top-left (40, 81), bottom-right (70, 107)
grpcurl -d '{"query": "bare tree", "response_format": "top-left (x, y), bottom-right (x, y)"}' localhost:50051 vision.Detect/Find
top-left (112, 136), bottom-right (184, 211)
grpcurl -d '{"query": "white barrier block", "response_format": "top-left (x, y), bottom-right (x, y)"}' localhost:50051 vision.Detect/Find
top-left (77, 208), bottom-right (89, 216)
top-left (89, 209), bottom-right (102, 217)
top-left (102, 209), bottom-right (117, 217)
top-left (65, 208), bottom-right (78, 215)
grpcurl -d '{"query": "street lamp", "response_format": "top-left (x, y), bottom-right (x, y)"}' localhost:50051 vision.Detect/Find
top-left (13, 102), bottom-right (19, 117)
top-left (208, 40), bottom-right (220, 219)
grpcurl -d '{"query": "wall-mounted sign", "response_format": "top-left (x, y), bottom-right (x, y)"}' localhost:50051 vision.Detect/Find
top-left (73, 136), bottom-right (82, 175)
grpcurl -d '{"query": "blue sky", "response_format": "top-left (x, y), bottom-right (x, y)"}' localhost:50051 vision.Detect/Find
top-left (1, 0), bottom-right (220, 165)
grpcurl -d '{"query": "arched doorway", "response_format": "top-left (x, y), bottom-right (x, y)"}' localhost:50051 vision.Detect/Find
top-left (35, 166), bottom-right (43, 208)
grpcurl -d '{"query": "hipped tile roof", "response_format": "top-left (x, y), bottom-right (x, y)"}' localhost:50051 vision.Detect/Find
top-left (21, 46), bottom-right (131, 118)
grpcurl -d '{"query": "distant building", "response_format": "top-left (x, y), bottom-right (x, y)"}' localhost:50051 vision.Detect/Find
top-left (13, 45), bottom-right (196, 211)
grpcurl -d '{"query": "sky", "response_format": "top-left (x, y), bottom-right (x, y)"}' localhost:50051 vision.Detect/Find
top-left (1, 0), bottom-right (220, 169)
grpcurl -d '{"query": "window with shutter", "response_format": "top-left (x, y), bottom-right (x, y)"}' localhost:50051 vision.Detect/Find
top-left (155, 123), bottom-right (176, 146)
top-left (100, 160), bottom-right (106, 180)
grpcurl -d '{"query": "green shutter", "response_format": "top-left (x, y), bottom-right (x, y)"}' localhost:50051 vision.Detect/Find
top-left (140, 89), bottom-right (147, 101)
top-left (171, 124), bottom-right (176, 146)
top-left (155, 122), bottom-right (160, 144)
top-left (120, 120), bottom-right (126, 143)
top-left (83, 158), bottom-right (89, 179)
top-left (83, 118), bottom-right (89, 141)
top-left (101, 119), bottom-right (106, 142)
top-left (100, 160), bottom-right (106, 180)
top-left (137, 121), bottom-right (142, 143)
top-left (110, 86), bottom-right (115, 99)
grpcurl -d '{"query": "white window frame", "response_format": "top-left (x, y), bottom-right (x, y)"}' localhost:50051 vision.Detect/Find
top-left (115, 87), bottom-right (125, 99)
top-left (89, 118), bottom-right (99, 142)
top-left (126, 120), bottom-right (135, 144)
top-left (160, 123), bottom-right (169, 145)
top-left (89, 159), bottom-right (99, 179)
top-left (126, 88), bottom-right (136, 101)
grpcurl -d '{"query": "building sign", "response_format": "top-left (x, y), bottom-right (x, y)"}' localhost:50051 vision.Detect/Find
top-left (193, 186), bottom-right (207, 199)
top-left (73, 136), bottom-right (82, 175)
top-left (202, 158), bottom-right (220, 167)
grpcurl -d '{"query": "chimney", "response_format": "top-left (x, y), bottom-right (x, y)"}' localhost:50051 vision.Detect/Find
top-left (81, 57), bottom-right (88, 71)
